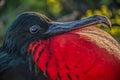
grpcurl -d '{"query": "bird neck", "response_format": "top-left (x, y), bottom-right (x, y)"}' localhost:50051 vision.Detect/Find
top-left (0, 47), bottom-right (26, 73)
top-left (27, 39), bottom-right (49, 74)
top-left (0, 39), bottom-right (30, 70)
top-left (2, 38), bottom-right (30, 57)
top-left (27, 39), bottom-right (48, 63)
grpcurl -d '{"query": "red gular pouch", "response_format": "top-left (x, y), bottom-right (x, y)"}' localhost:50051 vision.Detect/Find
top-left (28, 26), bottom-right (120, 80)
top-left (2, 12), bottom-right (120, 80)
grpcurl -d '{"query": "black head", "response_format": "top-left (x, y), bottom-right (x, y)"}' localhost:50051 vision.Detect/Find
top-left (2, 12), bottom-right (52, 54)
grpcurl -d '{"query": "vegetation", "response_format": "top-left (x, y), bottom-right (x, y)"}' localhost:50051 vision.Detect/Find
top-left (0, 0), bottom-right (120, 46)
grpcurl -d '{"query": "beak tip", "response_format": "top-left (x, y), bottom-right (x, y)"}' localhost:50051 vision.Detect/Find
top-left (94, 15), bottom-right (112, 29)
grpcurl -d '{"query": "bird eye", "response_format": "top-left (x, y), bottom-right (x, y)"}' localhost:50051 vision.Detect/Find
top-left (29, 25), bottom-right (40, 34)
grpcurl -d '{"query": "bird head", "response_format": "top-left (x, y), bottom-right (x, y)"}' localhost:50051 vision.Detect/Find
top-left (2, 12), bottom-right (52, 54)
top-left (2, 12), bottom-right (112, 78)
top-left (3, 12), bottom-right (111, 54)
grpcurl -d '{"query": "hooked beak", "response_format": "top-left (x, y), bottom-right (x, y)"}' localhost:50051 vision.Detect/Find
top-left (44, 15), bottom-right (111, 36)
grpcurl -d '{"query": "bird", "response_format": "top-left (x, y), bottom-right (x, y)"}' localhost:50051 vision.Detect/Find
top-left (0, 12), bottom-right (120, 80)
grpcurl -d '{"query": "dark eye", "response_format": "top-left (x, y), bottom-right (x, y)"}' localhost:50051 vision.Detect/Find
top-left (29, 25), bottom-right (40, 34)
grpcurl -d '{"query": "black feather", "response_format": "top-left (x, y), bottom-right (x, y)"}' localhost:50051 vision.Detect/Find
top-left (0, 12), bottom-right (51, 80)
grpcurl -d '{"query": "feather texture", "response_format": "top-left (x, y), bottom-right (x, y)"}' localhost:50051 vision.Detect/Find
top-left (28, 26), bottom-right (120, 80)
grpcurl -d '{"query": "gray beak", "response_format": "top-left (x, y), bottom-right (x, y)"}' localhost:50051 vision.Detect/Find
top-left (44, 15), bottom-right (111, 36)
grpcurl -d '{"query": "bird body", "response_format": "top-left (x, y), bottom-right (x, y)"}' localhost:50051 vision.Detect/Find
top-left (0, 12), bottom-right (120, 80)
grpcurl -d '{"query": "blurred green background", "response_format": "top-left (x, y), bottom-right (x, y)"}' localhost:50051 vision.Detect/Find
top-left (0, 0), bottom-right (120, 46)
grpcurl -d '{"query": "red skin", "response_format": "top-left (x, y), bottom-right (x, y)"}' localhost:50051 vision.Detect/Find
top-left (28, 26), bottom-right (120, 80)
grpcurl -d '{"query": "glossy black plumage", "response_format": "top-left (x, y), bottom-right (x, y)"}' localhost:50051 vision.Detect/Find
top-left (0, 12), bottom-right (50, 80)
